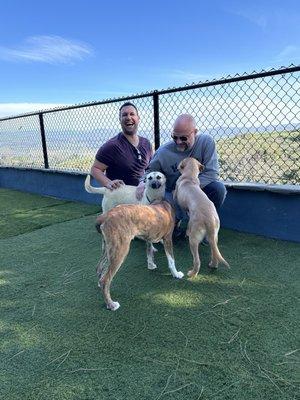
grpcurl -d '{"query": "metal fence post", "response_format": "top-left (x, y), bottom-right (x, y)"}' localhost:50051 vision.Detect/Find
top-left (153, 91), bottom-right (160, 150)
top-left (39, 113), bottom-right (49, 169)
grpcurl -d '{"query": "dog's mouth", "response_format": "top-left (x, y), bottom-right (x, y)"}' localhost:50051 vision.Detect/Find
top-left (151, 181), bottom-right (161, 189)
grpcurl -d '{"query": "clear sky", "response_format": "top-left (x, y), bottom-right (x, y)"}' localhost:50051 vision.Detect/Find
top-left (0, 0), bottom-right (299, 117)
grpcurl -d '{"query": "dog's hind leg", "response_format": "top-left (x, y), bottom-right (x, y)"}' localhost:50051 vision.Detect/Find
top-left (162, 234), bottom-right (184, 279)
top-left (187, 236), bottom-right (201, 278)
top-left (100, 238), bottom-right (131, 311)
top-left (146, 241), bottom-right (157, 270)
top-left (187, 228), bottom-right (205, 278)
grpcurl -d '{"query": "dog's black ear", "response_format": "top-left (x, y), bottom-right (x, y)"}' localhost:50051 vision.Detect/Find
top-left (178, 161), bottom-right (185, 170)
top-left (95, 223), bottom-right (102, 233)
top-left (198, 162), bottom-right (204, 172)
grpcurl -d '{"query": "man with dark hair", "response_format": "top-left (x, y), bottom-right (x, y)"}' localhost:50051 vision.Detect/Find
top-left (91, 102), bottom-right (153, 189)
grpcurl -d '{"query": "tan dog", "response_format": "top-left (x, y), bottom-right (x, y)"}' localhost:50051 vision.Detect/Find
top-left (174, 157), bottom-right (229, 277)
top-left (85, 171), bottom-right (166, 212)
top-left (95, 201), bottom-right (184, 311)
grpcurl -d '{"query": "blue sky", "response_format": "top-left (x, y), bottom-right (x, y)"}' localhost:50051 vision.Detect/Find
top-left (0, 0), bottom-right (299, 117)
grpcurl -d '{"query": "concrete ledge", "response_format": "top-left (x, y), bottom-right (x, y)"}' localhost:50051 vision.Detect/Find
top-left (224, 181), bottom-right (300, 194)
top-left (219, 186), bottom-right (300, 242)
top-left (0, 166), bottom-right (102, 205)
top-left (1, 166), bottom-right (299, 242)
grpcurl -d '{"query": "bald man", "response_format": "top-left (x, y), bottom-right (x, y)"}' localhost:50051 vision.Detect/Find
top-left (145, 114), bottom-right (226, 239)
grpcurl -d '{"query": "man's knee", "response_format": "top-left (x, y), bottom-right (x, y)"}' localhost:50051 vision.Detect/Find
top-left (203, 181), bottom-right (227, 210)
top-left (164, 191), bottom-right (175, 206)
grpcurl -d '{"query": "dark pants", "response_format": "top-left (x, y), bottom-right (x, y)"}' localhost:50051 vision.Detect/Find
top-left (165, 181), bottom-right (227, 222)
top-left (202, 181), bottom-right (227, 212)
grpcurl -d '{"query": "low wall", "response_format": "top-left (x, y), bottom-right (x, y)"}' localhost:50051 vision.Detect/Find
top-left (0, 167), bottom-right (100, 205)
top-left (220, 182), bottom-right (300, 243)
top-left (0, 167), bottom-right (299, 242)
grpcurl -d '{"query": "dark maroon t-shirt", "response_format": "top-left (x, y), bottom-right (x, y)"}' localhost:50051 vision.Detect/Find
top-left (95, 133), bottom-right (153, 186)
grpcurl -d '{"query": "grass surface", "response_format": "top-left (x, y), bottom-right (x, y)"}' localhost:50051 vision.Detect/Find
top-left (0, 189), bottom-right (99, 239)
top-left (0, 189), bottom-right (299, 400)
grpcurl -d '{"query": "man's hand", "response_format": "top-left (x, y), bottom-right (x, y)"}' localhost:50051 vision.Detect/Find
top-left (135, 181), bottom-right (145, 200)
top-left (106, 180), bottom-right (125, 190)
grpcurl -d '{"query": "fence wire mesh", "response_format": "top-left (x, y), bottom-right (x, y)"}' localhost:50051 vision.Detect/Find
top-left (42, 97), bottom-right (154, 172)
top-left (0, 66), bottom-right (299, 185)
top-left (0, 114), bottom-right (44, 168)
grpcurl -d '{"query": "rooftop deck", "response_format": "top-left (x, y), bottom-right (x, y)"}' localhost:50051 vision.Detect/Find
top-left (1, 188), bottom-right (299, 400)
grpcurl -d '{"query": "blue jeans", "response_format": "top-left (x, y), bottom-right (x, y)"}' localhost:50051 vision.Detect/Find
top-left (165, 181), bottom-right (227, 222)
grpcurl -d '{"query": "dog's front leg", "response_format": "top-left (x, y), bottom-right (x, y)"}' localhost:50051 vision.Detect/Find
top-left (146, 241), bottom-right (157, 270)
top-left (162, 235), bottom-right (184, 279)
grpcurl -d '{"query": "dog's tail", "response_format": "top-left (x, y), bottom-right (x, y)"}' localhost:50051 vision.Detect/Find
top-left (95, 214), bottom-right (108, 279)
top-left (84, 175), bottom-right (106, 194)
top-left (95, 213), bottom-right (107, 233)
top-left (96, 235), bottom-right (109, 279)
top-left (210, 241), bottom-right (230, 269)
top-left (217, 252), bottom-right (230, 268)
top-left (215, 247), bottom-right (230, 268)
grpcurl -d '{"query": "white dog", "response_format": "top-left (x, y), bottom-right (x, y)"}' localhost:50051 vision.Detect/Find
top-left (84, 172), bottom-right (166, 212)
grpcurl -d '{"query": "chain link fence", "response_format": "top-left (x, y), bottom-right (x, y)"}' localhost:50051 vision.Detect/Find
top-left (1, 66), bottom-right (299, 185)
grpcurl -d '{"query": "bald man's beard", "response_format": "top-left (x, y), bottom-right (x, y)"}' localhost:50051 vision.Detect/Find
top-left (176, 143), bottom-right (189, 151)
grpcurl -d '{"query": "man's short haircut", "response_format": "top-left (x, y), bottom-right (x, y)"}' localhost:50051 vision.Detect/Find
top-left (119, 102), bottom-right (139, 116)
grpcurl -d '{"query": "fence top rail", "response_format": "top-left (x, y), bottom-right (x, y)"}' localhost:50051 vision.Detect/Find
top-left (1, 64), bottom-right (299, 122)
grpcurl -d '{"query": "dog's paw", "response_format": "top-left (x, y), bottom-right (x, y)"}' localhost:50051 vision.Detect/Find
top-left (147, 262), bottom-right (157, 270)
top-left (187, 269), bottom-right (198, 278)
top-left (174, 271), bottom-right (184, 279)
top-left (107, 301), bottom-right (120, 311)
top-left (208, 261), bottom-right (218, 269)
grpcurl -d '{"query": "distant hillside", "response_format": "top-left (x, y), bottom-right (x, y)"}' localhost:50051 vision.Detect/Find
top-left (217, 130), bottom-right (300, 185)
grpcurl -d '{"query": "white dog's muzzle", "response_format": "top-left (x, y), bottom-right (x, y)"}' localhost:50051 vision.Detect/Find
top-left (150, 181), bottom-right (162, 189)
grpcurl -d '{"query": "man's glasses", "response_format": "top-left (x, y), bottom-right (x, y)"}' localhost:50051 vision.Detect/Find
top-left (171, 134), bottom-right (189, 142)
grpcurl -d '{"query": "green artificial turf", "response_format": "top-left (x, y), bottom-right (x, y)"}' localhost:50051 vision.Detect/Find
top-left (0, 189), bottom-right (299, 400)
top-left (0, 189), bottom-right (100, 239)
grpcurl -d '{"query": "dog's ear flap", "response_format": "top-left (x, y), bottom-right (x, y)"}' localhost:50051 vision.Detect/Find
top-left (178, 160), bottom-right (185, 171)
top-left (198, 162), bottom-right (204, 172)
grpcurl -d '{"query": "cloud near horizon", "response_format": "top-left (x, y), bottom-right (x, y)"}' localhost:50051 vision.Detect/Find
top-left (0, 35), bottom-right (93, 64)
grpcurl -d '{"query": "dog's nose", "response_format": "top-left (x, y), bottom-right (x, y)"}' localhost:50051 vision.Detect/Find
top-left (151, 181), bottom-right (161, 189)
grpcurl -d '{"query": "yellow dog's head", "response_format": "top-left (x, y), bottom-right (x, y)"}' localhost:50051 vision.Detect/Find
top-left (178, 157), bottom-right (204, 176)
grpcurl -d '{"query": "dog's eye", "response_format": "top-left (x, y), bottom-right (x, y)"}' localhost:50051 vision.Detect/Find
top-left (148, 176), bottom-right (153, 180)
top-left (156, 175), bottom-right (161, 180)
